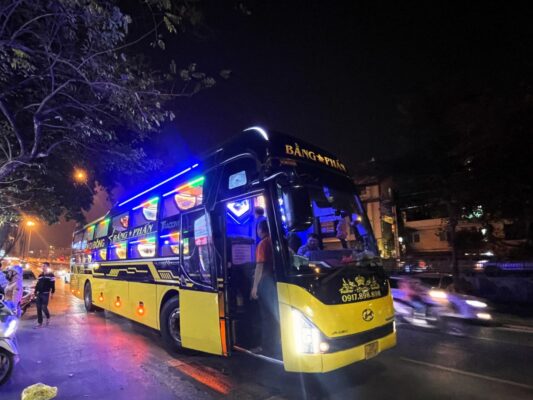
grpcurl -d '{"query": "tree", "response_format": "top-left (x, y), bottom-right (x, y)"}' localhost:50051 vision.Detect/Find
top-left (388, 79), bottom-right (533, 275)
top-left (0, 0), bottom-right (222, 229)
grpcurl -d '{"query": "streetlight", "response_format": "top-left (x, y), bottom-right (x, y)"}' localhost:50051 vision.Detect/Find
top-left (73, 168), bottom-right (95, 195)
top-left (25, 219), bottom-right (36, 259)
top-left (73, 168), bottom-right (88, 184)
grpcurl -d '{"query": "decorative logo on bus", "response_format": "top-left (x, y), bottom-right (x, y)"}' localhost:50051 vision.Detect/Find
top-left (285, 143), bottom-right (347, 172)
top-left (339, 276), bottom-right (382, 303)
top-left (362, 308), bottom-right (374, 321)
top-left (109, 222), bottom-right (155, 243)
top-left (87, 238), bottom-right (107, 250)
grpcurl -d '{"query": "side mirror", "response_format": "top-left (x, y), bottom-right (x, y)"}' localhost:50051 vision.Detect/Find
top-left (282, 185), bottom-right (314, 231)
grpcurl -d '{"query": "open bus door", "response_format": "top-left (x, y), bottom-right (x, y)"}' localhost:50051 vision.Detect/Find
top-left (179, 209), bottom-right (227, 355)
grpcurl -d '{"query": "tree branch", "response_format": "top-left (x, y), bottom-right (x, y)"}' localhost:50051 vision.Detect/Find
top-left (0, 98), bottom-right (24, 155)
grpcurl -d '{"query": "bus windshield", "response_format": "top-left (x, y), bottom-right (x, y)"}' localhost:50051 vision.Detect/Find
top-left (279, 176), bottom-right (379, 274)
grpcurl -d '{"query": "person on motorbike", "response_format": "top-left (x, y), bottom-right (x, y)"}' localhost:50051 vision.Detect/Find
top-left (0, 269), bottom-right (8, 296)
top-left (399, 277), bottom-right (427, 312)
top-left (4, 265), bottom-right (23, 316)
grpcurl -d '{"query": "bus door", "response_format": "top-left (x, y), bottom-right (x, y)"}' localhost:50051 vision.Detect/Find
top-left (223, 193), bottom-right (266, 349)
top-left (179, 209), bottom-right (225, 355)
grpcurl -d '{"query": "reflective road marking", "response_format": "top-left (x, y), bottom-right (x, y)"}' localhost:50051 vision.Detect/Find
top-left (401, 357), bottom-right (533, 391)
top-left (498, 325), bottom-right (533, 334)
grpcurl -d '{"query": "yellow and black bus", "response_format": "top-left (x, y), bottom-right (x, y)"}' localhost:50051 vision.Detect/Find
top-left (69, 127), bottom-right (396, 373)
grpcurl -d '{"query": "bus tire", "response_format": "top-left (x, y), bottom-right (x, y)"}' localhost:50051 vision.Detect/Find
top-left (160, 297), bottom-right (183, 352)
top-left (83, 282), bottom-right (101, 312)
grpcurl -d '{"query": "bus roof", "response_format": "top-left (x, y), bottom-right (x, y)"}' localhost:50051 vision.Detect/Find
top-left (76, 127), bottom-right (349, 233)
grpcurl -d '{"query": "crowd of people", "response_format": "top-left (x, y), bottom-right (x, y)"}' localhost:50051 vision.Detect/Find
top-left (0, 262), bottom-right (55, 327)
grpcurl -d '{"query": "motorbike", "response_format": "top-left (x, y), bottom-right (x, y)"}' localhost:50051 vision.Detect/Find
top-left (20, 287), bottom-right (36, 316)
top-left (393, 296), bottom-right (448, 328)
top-left (0, 293), bottom-right (19, 385)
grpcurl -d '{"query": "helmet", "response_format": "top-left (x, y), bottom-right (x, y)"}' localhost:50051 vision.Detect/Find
top-left (8, 264), bottom-right (22, 277)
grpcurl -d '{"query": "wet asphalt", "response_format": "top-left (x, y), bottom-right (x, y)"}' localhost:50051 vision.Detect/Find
top-left (1, 280), bottom-right (532, 400)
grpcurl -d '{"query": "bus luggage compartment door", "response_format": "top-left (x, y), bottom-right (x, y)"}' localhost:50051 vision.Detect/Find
top-left (180, 288), bottom-right (224, 355)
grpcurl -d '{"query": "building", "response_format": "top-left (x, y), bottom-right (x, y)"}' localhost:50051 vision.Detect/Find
top-left (357, 177), bottom-right (400, 260)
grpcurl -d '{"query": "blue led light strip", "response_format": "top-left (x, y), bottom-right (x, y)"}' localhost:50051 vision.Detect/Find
top-left (118, 164), bottom-right (199, 207)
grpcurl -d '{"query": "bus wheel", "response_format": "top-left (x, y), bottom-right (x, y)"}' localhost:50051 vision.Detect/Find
top-left (84, 282), bottom-right (100, 312)
top-left (161, 297), bottom-right (182, 352)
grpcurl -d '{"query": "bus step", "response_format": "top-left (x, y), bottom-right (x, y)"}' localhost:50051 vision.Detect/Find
top-left (233, 345), bottom-right (283, 365)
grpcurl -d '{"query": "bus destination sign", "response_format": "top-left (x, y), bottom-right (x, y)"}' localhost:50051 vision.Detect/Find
top-left (284, 142), bottom-right (347, 173)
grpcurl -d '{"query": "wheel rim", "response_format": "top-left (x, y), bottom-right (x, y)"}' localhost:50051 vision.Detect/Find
top-left (0, 352), bottom-right (10, 381)
top-left (169, 308), bottom-right (181, 344)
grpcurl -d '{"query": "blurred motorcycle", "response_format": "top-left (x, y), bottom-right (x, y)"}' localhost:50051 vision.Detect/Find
top-left (0, 293), bottom-right (19, 385)
top-left (390, 275), bottom-right (493, 336)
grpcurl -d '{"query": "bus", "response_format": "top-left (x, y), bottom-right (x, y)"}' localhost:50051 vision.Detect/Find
top-left (69, 127), bottom-right (396, 373)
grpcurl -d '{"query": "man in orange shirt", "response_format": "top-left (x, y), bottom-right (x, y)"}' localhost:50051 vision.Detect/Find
top-left (250, 219), bottom-right (278, 355)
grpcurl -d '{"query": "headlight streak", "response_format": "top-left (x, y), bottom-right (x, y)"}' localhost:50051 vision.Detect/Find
top-left (428, 290), bottom-right (448, 300)
top-left (466, 299), bottom-right (488, 308)
top-left (476, 312), bottom-right (492, 320)
top-left (3, 318), bottom-right (17, 337)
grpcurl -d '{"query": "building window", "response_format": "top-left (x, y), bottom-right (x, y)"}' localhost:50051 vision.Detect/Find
top-left (412, 232), bottom-right (420, 243)
top-left (438, 231), bottom-right (450, 242)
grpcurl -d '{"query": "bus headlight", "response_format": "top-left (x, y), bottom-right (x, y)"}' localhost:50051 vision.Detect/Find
top-left (292, 309), bottom-right (323, 354)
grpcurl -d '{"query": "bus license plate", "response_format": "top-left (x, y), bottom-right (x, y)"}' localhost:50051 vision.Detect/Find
top-left (364, 341), bottom-right (379, 359)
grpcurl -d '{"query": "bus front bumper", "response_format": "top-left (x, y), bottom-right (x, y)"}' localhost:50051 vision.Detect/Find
top-left (283, 331), bottom-right (396, 373)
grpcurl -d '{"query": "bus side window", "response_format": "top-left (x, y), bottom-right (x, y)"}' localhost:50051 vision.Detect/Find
top-left (181, 209), bottom-right (215, 287)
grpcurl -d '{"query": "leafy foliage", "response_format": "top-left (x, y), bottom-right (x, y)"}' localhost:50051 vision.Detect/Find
top-left (0, 0), bottom-right (221, 228)
top-left (389, 80), bottom-right (533, 264)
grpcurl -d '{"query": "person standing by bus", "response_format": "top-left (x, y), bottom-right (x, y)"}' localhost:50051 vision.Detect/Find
top-left (250, 219), bottom-right (278, 355)
top-left (34, 262), bottom-right (55, 328)
top-left (253, 206), bottom-right (267, 244)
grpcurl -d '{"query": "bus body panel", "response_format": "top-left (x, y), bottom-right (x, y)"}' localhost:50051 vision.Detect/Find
top-left (73, 272), bottom-right (180, 331)
top-left (322, 332), bottom-right (396, 373)
top-left (281, 283), bottom-right (395, 337)
top-left (92, 276), bottom-right (109, 309)
top-left (129, 282), bottom-right (157, 328)
top-left (106, 280), bottom-right (129, 318)
top-left (179, 288), bottom-right (223, 355)
top-left (278, 282), bottom-right (396, 373)
top-left (69, 273), bottom-right (81, 296)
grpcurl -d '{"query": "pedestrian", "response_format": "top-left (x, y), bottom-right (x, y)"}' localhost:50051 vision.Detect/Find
top-left (0, 268), bottom-right (8, 296)
top-left (250, 219), bottom-right (279, 355)
top-left (4, 265), bottom-right (23, 316)
top-left (34, 262), bottom-right (55, 328)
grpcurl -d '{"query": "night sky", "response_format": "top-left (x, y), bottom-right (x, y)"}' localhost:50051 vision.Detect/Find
top-left (38, 1), bottom-right (533, 250)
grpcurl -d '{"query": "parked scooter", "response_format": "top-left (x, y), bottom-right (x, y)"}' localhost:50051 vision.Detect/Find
top-left (0, 293), bottom-right (19, 385)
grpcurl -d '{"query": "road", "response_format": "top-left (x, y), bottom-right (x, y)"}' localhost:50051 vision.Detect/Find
top-left (1, 281), bottom-right (532, 400)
